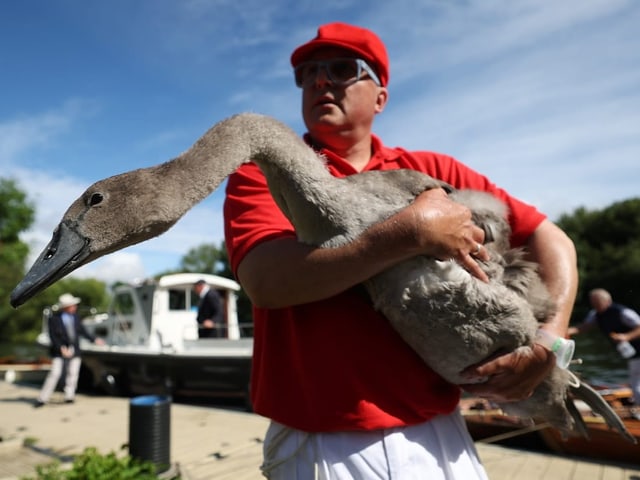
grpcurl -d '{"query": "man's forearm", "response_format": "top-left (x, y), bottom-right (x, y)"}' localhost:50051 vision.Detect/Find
top-left (236, 228), bottom-right (417, 308)
top-left (237, 188), bottom-right (487, 308)
top-left (527, 219), bottom-right (578, 337)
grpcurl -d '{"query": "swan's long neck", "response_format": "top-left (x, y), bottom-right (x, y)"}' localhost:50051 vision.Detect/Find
top-left (155, 113), bottom-right (343, 240)
top-left (9, 113), bottom-right (355, 308)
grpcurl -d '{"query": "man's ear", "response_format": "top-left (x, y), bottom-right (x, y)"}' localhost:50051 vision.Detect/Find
top-left (374, 87), bottom-right (389, 114)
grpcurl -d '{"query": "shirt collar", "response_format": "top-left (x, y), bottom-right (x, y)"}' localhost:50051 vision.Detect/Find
top-left (303, 133), bottom-right (400, 175)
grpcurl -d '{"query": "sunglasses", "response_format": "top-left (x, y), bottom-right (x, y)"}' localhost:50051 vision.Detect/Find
top-left (294, 58), bottom-right (381, 88)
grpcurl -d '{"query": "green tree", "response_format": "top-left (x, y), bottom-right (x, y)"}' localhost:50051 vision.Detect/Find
top-left (556, 197), bottom-right (640, 321)
top-left (0, 178), bottom-right (36, 341)
top-left (8, 274), bottom-right (110, 344)
top-left (179, 243), bottom-right (227, 274)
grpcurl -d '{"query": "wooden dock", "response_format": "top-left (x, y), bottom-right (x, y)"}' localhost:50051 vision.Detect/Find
top-left (1, 380), bottom-right (640, 479)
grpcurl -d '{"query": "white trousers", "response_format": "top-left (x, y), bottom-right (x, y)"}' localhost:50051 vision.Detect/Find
top-left (629, 357), bottom-right (640, 404)
top-left (261, 408), bottom-right (488, 480)
top-left (38, 356), bottom-right (82, 402)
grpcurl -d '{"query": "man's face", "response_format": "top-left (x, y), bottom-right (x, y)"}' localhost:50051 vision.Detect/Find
top-left (590, 294), bottom-right (609, 312)
top-left (299, 47), bottom-right (387, 144)
top-left (64, 304), bottom-right (78, 314)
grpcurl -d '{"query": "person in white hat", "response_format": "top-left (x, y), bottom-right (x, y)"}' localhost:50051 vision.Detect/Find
top-left (34, 293), bottom-right (104, 407)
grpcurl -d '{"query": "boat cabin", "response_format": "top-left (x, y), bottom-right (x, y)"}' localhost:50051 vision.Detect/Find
top-left (84, 273), bottom-right (244, 351)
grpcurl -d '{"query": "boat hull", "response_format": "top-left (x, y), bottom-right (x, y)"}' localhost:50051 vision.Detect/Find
top-left (79, 340), bottom-right (253, 408)
top-left (0, 363), bottom-right (51, 384)
top-left (538, 416), bottom-right (640, 464)
top-left (462, 389), bottom-right (640, 465)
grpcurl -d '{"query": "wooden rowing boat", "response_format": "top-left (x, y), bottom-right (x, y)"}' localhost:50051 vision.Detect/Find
top-left (538, 387), bottom-right (640, 464)
top-left (0, 355), bottom-right (51, 384)
top-left (462, 387), bottom-right (640, 464)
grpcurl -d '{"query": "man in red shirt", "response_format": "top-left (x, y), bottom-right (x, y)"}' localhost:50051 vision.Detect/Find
top-left (224, 22), bottom-right (577, 479)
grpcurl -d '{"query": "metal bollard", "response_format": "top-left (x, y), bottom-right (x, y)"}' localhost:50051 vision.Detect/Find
top-left (129, 395), bottom-right (171, 473)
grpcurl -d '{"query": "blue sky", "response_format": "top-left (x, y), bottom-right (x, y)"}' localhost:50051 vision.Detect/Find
top-left (2, 0), bottom-right (639, 286)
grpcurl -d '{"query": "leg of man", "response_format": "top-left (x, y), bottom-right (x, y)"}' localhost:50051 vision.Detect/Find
top-left (628, 357), bottom-right (640, 405)
top-left (261, 409), bottom-right (488, 480)
top-left (38, 357), bottom-right (65, 403)
top-left (63, 357), bottom-right (82, 401)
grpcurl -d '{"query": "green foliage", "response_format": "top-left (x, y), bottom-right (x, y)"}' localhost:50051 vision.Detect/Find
top-left (5, 277), bottom-right (109, 343)
top-left (0, 178), bottom-right (35, 242)
top-left (20, 446), bottom-right (179, 480)
top-left (556, 197), bottom-right (640, 321)
top-left (0, 178), bottom-right (36, 341)
top-left (179, 243), bottom-right (226, 274)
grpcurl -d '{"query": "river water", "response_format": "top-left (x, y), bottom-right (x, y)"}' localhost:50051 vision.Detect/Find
top-left (0, 330), bottom-right (630, 387)
top-left (569, 331), bottom-right (629, 386)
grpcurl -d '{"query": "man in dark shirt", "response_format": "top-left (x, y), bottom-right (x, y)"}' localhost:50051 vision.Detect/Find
top-left (193, 279), bottom-right (224, 338)
top-left (569, 288), bottom-right (640, 406)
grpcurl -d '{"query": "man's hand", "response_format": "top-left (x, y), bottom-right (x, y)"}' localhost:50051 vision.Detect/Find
top-left (61, 346), bottom-right (74, 358)
top-left (459, 344), bottom-right (556, 402)
top-left (398, 188), bottom-right (490, 281)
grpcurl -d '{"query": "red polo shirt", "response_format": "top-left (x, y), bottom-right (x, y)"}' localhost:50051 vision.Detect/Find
top-left (223, 134), bottom-right (545, 432)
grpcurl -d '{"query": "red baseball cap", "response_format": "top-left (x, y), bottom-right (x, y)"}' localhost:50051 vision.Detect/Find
top-left (290, 22), bottom-right (389, 87)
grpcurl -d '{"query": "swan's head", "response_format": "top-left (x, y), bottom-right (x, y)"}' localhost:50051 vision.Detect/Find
top-left (10, 168), bottom-right (180, 307)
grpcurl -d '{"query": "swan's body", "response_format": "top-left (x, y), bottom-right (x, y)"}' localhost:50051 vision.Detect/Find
top-left (10, 113), bottom-right (633, 442)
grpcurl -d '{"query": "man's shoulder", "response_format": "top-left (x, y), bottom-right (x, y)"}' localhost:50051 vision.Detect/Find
top-left (618, 304), bottom-right (640, 322)
top-left (205, 289), bottom-right (220, 300)
top-left (611, 303), bottom-right (629, 313)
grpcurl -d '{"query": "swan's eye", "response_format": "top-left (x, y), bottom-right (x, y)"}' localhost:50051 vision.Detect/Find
top-left (89, 193), bottom-right (104, 206)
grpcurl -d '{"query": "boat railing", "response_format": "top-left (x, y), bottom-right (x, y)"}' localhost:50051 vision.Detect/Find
top-left (207, 322), bottom-right (254, 339)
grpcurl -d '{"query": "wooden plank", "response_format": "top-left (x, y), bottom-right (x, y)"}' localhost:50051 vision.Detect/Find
top-left (3, 381), bottom-right (640, 480)
top-left (478, 445), bottom-right (535, 480)
top-left (516, 451), bottom-right (553, 480)
top-left (529, 453), bottom-right (575, 480)
top-left (601, 463), bottom-right (624, 480)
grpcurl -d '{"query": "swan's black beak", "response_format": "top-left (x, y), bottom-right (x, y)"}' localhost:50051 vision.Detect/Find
top-left (10, 222), bottom-right (91, 308)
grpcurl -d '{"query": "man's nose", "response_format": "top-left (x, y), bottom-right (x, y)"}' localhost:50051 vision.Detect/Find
top-left (313, 65), bottom-right (331, 87)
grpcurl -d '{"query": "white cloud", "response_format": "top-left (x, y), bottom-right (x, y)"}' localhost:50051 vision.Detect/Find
top-left (73, 252), bottom-right (146, 286)
top-left (4, 0), bottom-right (640, 290)
top-left (375, 0), bottom-right (640, 220)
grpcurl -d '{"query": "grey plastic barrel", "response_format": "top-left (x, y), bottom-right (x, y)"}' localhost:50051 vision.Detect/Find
top-left (128, 395), bottom-right (171, 472)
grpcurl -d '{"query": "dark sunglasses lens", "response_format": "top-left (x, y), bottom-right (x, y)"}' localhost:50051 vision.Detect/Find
top-left (294, 59), bottom-right (360, 87)
top-left (295, 63), bottom-right (317, 87)
top-left (328, 60), bottom-right (358, 84)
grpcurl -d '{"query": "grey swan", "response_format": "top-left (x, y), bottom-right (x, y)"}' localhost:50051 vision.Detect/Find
top-left (10, 113), bottom-right (634, 442)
